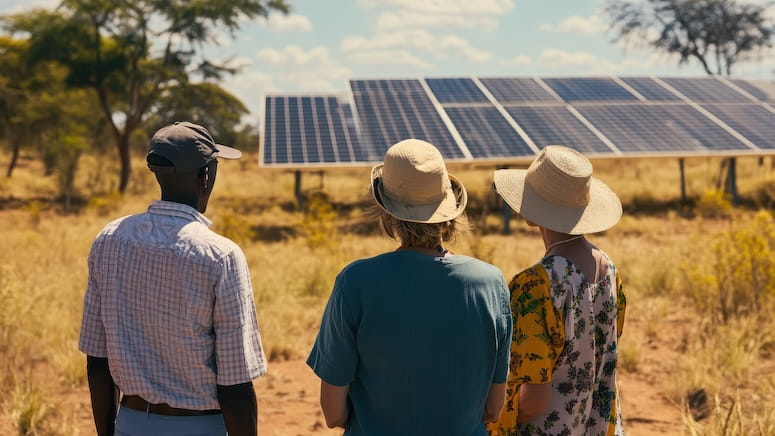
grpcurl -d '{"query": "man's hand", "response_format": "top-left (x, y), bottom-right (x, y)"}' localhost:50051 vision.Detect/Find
top-left (218, 382), bottom-right (258, 436)
top-left (86, 356), bottom-right (117, 436)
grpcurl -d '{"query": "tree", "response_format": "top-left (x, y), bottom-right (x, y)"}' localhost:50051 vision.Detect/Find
top-left (4, 0), bottom-right (288, 193)
top-left (605, 0), bottom-right (774, 75)
top-left (145, 82), bottom-right (250, 147)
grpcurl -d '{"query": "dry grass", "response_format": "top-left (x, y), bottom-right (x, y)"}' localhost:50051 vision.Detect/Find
top-left (1, 152), bottom-right (775, 434)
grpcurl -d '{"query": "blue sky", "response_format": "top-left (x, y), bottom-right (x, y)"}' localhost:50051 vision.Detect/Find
top-left (3, 0), bottom-right (774, 124)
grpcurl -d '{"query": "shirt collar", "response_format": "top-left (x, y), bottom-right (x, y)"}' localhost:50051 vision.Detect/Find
top-left (148, 200), bottom-right (212, 228)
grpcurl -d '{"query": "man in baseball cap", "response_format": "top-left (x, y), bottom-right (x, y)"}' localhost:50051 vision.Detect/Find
top-left (80, 121), bottom-right (266, 435)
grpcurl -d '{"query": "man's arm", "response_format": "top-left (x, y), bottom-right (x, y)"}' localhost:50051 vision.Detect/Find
top-left (517, 382), bottom-right (552, 423)
top-left (483, 382), bottom-right (506, 423)
top-left (86, 356), bottom-right (117, 436)
top-left (320, 380), bottom-right (349, 428)
top-left (217, 382), bottom-right (257, 436)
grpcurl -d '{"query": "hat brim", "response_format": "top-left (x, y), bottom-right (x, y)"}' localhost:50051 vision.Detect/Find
top-left (214, 143), bottom-right (242, 159)
top-left (494, 169), bottom-right (622, 234)
top-left (371, 164), bottom-right (468, 224)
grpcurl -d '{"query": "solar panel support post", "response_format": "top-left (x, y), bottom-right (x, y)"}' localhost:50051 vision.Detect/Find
top-left (294, 170), bottom-right (303, 207)
top-left (679, 158), bottom-right (687, 204)
top-left (726, 157), bottom-right (738, 206)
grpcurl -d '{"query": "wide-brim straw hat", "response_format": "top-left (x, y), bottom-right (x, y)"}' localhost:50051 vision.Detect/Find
top-left (493, 145), bottom-right (622, 235)
top-left (371, 139), bottom-right (468, 223)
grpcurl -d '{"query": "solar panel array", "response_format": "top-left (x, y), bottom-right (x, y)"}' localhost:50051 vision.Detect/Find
top-left (262, 76), bottom-right (775, 166)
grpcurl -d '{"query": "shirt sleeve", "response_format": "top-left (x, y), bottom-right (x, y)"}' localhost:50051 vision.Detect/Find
top-left (213, 248), bottom-right (267, 386)
top-left (492, 275), bottom-right (512, 384)
top-left (79, 242), bottom-right (108, 358)
top-left (306, 272), bottom-right (359, 387)
top-left (509, 265), bottom-right (564, 385)
top-left (616, 269), bottom-right (626, 339)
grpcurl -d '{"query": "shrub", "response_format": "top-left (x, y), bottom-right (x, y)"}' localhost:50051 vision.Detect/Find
top-left (695, 189), bottom-right (733, 219)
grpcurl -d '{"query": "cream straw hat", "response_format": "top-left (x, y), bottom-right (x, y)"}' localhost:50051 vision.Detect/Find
top-left (494, 145), bottom-right (622, 235)
top-left (371, 139), bottom-right (468, 224)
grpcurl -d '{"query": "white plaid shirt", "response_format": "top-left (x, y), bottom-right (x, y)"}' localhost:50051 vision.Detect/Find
top-left (79, 200), bottom-right (267, 410)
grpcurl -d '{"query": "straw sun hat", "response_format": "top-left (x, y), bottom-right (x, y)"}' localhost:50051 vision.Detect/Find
top-left (371, 139), bottom-right (468, 224)
top-left (494, 145), bottom-right (622, 235)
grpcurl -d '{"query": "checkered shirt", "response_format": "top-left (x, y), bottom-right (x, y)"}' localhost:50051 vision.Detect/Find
top-left (79, 200), bottom-right (267, 410)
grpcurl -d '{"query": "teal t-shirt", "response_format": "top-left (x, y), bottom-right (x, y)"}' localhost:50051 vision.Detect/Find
top-left (307, 250), bottom-right (512, 436)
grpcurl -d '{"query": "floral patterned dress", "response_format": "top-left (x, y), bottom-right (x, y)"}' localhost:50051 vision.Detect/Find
top-left (488, 254), bottom-right (626, 436)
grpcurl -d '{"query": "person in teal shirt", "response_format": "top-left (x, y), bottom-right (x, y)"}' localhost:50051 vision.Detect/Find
top-left (307, 139), bottom-right (512, 436)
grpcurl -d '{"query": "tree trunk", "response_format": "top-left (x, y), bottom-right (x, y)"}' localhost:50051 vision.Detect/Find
top-left (6, 142), bottom-right (20, 177)
top-left (117, 133), bottom-right (132, 193)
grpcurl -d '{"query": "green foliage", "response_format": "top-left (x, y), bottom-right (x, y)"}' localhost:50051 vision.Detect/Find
top-left (214, 210), bottom-right (257, 245)
top-left (682, 211), bottom-right (775, 323)
top-left (606, 0), bottom-right (774, 75)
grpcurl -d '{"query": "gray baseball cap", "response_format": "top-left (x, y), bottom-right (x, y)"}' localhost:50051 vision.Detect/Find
top-left (147, 121), bottom-right (242, 174)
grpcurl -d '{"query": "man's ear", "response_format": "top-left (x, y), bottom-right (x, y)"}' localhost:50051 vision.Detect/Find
top-left (201, 166), bottom-right (209, 189)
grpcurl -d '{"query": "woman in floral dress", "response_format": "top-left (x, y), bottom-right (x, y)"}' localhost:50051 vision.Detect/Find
top-left (489, 146), bottom-right (626, 436)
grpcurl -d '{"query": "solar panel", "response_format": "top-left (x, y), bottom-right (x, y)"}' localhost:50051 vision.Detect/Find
top-left (659, 78), bottom-right (749, 102)
top-left (425, 78), bottom-right (489, 104)
top-left (479, 78), bottom-right (558, 103)
top-left (444, 106), bottom-right (534, 158)
top-left (504, 106), bottom-right (613, 154)
top-left (262, 95), bottom-right (362, 166)
top-left (350, 79), bottom-right (464, 160)
top-left (731, 79), bottom-right (775, 103)
top-left (575, 104), bottom-right (749, 153)
top-left (701, 104), bottom-right (775, 150)
top-left (620, 77), bottom-right (681, 101)
top-left (542, 78), bottom-right (638, 101)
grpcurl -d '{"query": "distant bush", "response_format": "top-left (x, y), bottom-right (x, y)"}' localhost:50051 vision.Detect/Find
top-left (300, 192), bottom-right (338, 249)
top-left (214, 210), bottom-right (256, 245)
top-left (682, 211), bottom-right (775, 323)
top-left (695, 189), bottom-right (733, 219)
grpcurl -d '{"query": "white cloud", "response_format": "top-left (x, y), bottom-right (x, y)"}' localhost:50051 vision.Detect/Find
top-left (0, 0), bottom-right (58, 14)
top-left (376, 10), bottom-right (499, 31)
top-left (348, 50), bottom-right (433, 69)
top-left (539, 49), bottom-right (600, 67)
top-left (342, 30), bottom-right (492, 64)
top-left (358, 0), bottom-right (514, 16)
top-left (498, 54), bottom-right (532, 68)
top-left (254, 45), bottom-right (352, 91)
top-left (540, 15), bottom-right (605, 36)
top-left (263, 14), bottom-right (313, 33)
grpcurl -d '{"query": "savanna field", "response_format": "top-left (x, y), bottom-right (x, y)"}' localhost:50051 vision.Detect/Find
top-left (1, 152), bottom-right (775, 436)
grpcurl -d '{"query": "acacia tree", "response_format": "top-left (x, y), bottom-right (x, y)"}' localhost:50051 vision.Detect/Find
top-left (5, 0), bottom-right (288, 193)
top-left (605, 0), bottom-right (774, 75)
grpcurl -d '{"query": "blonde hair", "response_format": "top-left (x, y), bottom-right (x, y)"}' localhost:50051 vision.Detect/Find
top-left (375, 207), bottom-right (468, 248)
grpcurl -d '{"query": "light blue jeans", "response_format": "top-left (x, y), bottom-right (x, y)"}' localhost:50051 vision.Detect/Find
top-left (114, 405), bottom-right (227, 436)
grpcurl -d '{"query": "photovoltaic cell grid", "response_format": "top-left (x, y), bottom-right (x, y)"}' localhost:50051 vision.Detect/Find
top-left (701, 104), bottom-right (775, 150)
top-left (620, 77), bottom-right (681, 101)
top-left (349, 79), bottom-right (464, 160)
top-left (576, 104), bottom-right (748, 153)
top-left (425, 78), bottom-right (489, 104)
top-left (504, 106), bottom-right (613, 154)
top-left (731, 79), bottom-right (775, 103)
top-left (660, 78), bottom-right (750, 103)
top-left (478, 78), bottom-right (559, 103)
top-left (444, 107), bottom-right (534, 158)
top-left (263, 96), bottom-right (363, 165)
top-left (541, 78), bottom-right (638, 101)
top-left (261, 77), bottom-right (775, 166)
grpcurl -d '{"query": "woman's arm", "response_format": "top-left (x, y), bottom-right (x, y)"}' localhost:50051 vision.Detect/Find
top-left (320, 380), bottom-right (350, 428)
top-left (517, 383), bottom-right (553, 423)
top-left (483, 382), bottom-right (507, 422)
